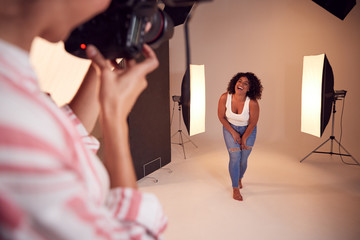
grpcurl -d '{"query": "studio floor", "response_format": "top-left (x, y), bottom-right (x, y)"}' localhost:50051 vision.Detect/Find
top-left (138, 140), bottom-right (360, 240)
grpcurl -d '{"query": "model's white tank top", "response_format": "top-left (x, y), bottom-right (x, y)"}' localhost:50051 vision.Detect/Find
top-left (225, 93), bottom-right (250, 126)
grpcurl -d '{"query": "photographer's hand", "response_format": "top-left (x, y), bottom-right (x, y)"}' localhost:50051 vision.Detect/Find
top-left (86, 44), bottom-right (159, 188)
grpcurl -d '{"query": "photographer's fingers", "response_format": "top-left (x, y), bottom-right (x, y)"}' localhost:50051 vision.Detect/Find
top-left (125, 58), bottom-right (136, 68)
top-left (86, 44), bottom-right (158, 73)
top-left (86, 45), bottom-right (111, 71)
top-left (140, 44), bottom-right (159, 72)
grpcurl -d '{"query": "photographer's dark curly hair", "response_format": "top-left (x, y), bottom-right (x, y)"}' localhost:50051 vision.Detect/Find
top-left (227, 72), bottom-right (263, 100)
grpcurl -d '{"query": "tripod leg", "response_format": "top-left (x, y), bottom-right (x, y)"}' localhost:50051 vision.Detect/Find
top-left (300, 138), bottom-right (331, 162)
top-left (170, 102), bottom-right (197, 159)
top-left (170, 101), bottom-right (176, 127)
top-left (180, 131), bottom-right (198, 148)
top-left (171, 131), bottom-right (179, 138)
top-left (333, 138), bottom-right (360, 165)
top-left (179, 131), bottom-right (187, 159)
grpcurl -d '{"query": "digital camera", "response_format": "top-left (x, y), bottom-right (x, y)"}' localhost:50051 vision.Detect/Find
top-left (64, 0), bottom-right (210, 59)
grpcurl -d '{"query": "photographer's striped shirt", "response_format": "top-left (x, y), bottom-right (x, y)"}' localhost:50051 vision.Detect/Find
top-left (0, 39), bottom-right (167, 240)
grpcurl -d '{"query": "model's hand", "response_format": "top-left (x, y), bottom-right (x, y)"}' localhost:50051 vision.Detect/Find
top-left (231, 131), bottom-right (241, 145)
top-left (241, 137), bottom-right (252, 150)
top-left (86, 44), bottom-right (159, 120)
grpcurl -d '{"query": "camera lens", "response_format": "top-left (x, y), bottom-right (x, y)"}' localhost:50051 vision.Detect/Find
top-left (144, 9), bottom-right (174, 49)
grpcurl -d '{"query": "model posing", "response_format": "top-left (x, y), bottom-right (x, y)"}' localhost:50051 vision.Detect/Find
top-left (218, 72), bottom-right (263, 201)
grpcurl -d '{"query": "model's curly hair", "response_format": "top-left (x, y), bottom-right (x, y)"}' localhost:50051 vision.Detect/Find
top-left (227, 72), bottom-right (263, 100)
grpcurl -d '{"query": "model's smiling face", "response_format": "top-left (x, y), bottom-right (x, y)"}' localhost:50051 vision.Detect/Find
top-left (235, 77), bottom-right (250, 94)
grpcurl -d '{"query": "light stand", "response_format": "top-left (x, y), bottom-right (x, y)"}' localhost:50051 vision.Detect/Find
top-left (170, 95), bottom-right (198, 159)
top-left (300, 90), bottom-right (359, 164)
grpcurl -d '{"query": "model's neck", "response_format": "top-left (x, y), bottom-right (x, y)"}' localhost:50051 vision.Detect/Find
top-left (233, 92), bottom-right (247, 101)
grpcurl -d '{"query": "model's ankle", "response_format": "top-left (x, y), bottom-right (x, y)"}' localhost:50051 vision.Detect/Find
top-left (233, 188), bottom-right (243, 201)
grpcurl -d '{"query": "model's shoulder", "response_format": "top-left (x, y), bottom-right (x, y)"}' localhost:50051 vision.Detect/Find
top-left (220, 92), bottom-right (228, 99)
top-left (218, 92), bottom-right (228, 104)
top-left (249, 98), bottom-right (259, 107)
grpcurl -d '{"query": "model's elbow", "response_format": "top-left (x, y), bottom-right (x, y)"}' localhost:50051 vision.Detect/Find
top-left (218, 115), bottom-right (226, 122)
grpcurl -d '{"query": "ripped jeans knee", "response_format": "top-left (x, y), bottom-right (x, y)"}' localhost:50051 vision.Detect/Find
top-left (229, 147), bottom-right (241, 152)
top-left (223, 125), bottom-right (257, 187)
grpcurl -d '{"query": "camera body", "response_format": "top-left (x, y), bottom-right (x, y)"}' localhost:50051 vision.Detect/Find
top-left (64, 0), bottom-right (211, 59)
top-left (65, 0), bottom-right (174, 59)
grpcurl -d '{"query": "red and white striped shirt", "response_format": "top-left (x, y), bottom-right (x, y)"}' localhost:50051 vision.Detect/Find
top-left (0, 39), bottom-right (167, 240)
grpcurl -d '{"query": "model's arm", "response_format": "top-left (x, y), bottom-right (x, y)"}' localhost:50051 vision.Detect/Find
top-left (86, 44), bottom-right (158, 189)
top-left (241, 99), bottom-right (259, 149)
top-left (218, 93), bottom-right (241, 144)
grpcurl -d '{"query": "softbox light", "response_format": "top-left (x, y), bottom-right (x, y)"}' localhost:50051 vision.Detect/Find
top-left (181, 64), bottom-right (206, 136)
top-left (312, 0), bottom-right (356, 20)
top-left (301, 53), bottom-right (334, 138)
top-left (164, 5), bottom-right (193, 26)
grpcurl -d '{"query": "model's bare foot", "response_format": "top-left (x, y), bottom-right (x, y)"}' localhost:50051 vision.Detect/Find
top-left (238, 179), bottom-right (243, 189)
top-left (233, 188), bottom-right (243, 201)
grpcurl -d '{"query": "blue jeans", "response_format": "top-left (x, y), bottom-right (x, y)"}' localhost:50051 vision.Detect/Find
top-left (223, 124), bottom-right (257, 188)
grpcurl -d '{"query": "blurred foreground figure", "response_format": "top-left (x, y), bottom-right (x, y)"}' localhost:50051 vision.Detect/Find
top-left (0, 0), bottom-right (167, 239)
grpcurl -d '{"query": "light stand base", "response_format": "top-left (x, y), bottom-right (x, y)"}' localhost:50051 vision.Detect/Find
top-left (171, 130), bottom-right (198, 159)
top-left (301, 94), bottom-right (359, 165)
top-left (170, 99), bottom-right (198, 159)
top-left (300, 136), bottom-right (359, 165)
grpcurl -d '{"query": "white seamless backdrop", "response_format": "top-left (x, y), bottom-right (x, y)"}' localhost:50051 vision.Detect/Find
top-left (169, 0), bottom-right (360, 161)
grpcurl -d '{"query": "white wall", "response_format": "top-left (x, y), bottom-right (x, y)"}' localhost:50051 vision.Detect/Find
top-left (169, 0), bottom-right (360, 160)
top-left (30, 38), bottom-right (91, 106)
